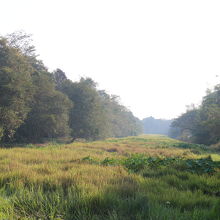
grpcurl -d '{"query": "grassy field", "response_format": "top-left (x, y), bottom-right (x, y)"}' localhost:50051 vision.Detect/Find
top-left (0, 135), bottom-right (219, 219)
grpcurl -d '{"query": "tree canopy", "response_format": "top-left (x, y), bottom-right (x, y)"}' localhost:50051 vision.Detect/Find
top-left (0, 32), bottom-right (142, 143)
top-left (170, 85), bottom-right (220, 145)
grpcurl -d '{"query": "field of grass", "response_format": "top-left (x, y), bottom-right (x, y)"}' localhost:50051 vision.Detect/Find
top-left (0, 135), bottom-right (219, 219)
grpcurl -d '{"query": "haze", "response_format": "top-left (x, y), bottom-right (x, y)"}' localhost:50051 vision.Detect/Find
top-left (1, 0), bottom-right (220, 119)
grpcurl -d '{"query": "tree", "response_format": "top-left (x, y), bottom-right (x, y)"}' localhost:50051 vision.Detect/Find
top-left (171, 85), bottom-right (220, 145)
top-left (0, 36), bottom-right (33, 142)
top-left (6, 31), bottom-right (35, 57)
top-left (0, 32), bottom-right (72, 143)
top-left (58, 77), bottom-right (109, 140)
top-left (0, 32), bottom-right (142, 143)
top-left (171, 109), bottom-right (205, 143)
top-left (15, 69), bottom-right (72, 142)
top-left (142, 117), bottom-right (172, 135)
top-left (53, 68), bottom-right (68, 90)
top-left (99, 91), bottom-right (143, 137)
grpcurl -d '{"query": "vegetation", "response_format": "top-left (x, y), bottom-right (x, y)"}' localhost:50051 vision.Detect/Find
top-left (1, 31), bottom-right (220, 219)
top-left (0, 32), bottom-right (142, 143)
top-left (142, 117), bottom-right (172, 135)
top-left (171, 85), bottom-right (220, 146)
top-left (0, 135), bottom-right (218, 219)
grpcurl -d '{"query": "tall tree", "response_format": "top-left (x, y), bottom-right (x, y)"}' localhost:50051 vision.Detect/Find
top-left (0, 36), bottom-right (33, 141)
top-left (0, 32), bottom-right (72, 142)
top-left (53, 68), bottom-right (68, 90)
top-left (171, 85), bottom-right (220, 145)
top-left (99, 91), bottom-right (143, 137)
top-left (0, 32), bottom-right (142, 143)
top-left (58, 77), bottom-right (109, 140)
top-left (15, 68), bottom-right (72, 142)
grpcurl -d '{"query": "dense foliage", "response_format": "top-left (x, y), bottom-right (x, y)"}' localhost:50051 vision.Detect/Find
top-left (171, 86), bottom-right (220, 145)
top-left (0, 36), bottom-right (33, 142)
top-left (82, 154), bottom-right (220, 175)
top-left (0, 32), bottom-right (142, 143)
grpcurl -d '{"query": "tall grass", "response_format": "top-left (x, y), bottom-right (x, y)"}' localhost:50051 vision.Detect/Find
top-left (0, 135), bottom-right (219, 219)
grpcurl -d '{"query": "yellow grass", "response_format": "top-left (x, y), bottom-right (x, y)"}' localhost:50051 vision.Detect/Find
top-left (0, 135), bottom-right (219, 219)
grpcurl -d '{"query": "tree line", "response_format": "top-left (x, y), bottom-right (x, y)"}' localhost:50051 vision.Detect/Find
top-left (0, 32), bottom-right (142, 143)
top-left (142, 117), bottom-right (172, 135)
top-left (170, 85), bottom-right (220, 145)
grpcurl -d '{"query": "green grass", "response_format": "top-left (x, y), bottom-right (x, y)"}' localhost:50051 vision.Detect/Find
top-left (0, 135), bottom-right (219, 219)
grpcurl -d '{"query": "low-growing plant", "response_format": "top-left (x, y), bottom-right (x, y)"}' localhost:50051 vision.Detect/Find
top-left (81, 154), bottom-right (220, 176)
top-left (122, 154), bottom-right (148, 172)
top-left (185, 157), bottom-right (220, 175)
top-left (100, 157), bottom-right (118, 166)
top-left (81, 156), bottom-right (98, 164)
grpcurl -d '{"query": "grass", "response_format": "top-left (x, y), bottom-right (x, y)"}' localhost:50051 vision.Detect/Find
top-left (0, 135), bottom-right (219, 219)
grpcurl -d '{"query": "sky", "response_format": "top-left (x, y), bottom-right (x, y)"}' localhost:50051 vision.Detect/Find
top-left (1, 0), bottom-right (220, 120)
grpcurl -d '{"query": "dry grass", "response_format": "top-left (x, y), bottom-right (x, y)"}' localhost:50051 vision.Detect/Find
top-left (0, 135), bottom-right (218, 219)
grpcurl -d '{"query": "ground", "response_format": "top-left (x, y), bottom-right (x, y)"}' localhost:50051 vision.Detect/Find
top-left (0, 135), bottom-right (219, 219)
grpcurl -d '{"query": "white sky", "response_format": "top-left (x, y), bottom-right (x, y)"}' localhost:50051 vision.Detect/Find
top-left (1, 0), bottom-right (220, 119)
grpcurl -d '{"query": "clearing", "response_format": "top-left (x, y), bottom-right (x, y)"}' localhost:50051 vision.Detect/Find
top-left (0, 135), bottom-right (219, 219)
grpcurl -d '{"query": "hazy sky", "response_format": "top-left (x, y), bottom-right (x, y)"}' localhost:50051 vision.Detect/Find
top-left (1, 0), bottom-right (220, 119)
